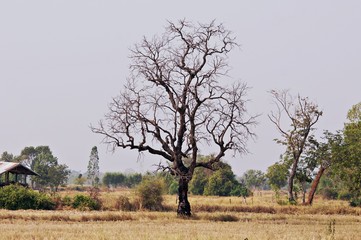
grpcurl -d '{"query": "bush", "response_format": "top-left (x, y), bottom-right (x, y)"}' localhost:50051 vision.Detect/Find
top-left (0, 184), bottom-right (55, 210)
top-left (72, 194), bottom-right (101, 210)
top-left (136, 176), bottom-right (165, 211)
top-left (62, 195), bottom-right (73, 207)
top-left (320, 188), bottom-right (338, 200)
top-left (350, 198), bottom-right (361, 207)
top-left (338, 191), bottom-right (352, 201)
top-left (115, 195), bottom-right (134, 211)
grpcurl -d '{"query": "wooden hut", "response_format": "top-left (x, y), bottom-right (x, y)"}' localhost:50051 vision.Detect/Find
top-left (0, 161), bottom-right (39, 187)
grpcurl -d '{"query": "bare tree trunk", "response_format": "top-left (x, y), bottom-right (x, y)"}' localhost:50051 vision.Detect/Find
top-left (307, 166), bottom-right (326, 205)
top-left (177, 177), bottom-right (191, 216)
top-left (288, 160), bottom-right (298, 202)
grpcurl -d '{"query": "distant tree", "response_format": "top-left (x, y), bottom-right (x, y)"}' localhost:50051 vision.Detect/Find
top-left (87, 146), bottom-right (100, 187)
top-left (74, 174), bottom-right (87, 187)
top-left (16, 146), bottom-right (69, 191)
top-left (189, 167), bottom-right (209, 195)
top-left (125, 173), bottom-right (142, 188)
top-left (91, 20), bottom-right (257, 216)
top-left (240, 169), bottom-right (266, 191)
top-left (30, 146), bottom-right (70, 191)
top-left (204, 163), bottom-right (243, 197)
top-left (102, 172), bottom-right (126, 188)
top-left (266, 161), bottom-right (288, 192)
top-left (189, 155), bottom-right (213, 195)
top-left (0, 151), bottom-right (14, 162)
top-left (269, 90), bottom-right (322, 202)
top-left (17, 146), bottom-right (38, 170)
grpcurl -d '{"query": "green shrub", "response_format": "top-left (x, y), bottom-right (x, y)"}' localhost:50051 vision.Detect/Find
top-left (320, 187), bottom-right (338, 200)
top-left (62, 195), bottom-right (73, 207)
top-left (136, 176), bottom-right (165, 211)
top-left (72, 194), bottom-right (101, 210)
top-left (0, 184), bottom-right (55, 210)
top-left (338, 191), bottom-right (352, 201)
top-left (349, 198), bottom-right (361, 207)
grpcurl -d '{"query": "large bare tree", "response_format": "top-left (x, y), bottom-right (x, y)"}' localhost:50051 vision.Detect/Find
top-left (92, 20), bottom-right (257, 216)
top-left (268, 90), bottom-right (322, 203)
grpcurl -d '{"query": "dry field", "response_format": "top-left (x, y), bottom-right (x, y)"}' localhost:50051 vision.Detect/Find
top-left (0, 190), bottom-right (360, 240)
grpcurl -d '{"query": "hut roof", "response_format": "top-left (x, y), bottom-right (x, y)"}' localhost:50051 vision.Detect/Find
top-left (0, 161), bottom-right (39, 176)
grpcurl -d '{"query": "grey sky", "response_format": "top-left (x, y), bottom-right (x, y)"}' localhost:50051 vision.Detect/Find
top-left (1, 1), bottom-right (360, 174)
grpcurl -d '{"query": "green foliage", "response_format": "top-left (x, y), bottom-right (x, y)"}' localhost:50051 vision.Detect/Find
top-left (103, 172), bottom-right (126, 188)
top-left (240, 169), bottom-right (266, 190)
top-left (18, 146), bottom-right (70, 191)
top-left (72, 194), bottom-right (101, 210)
top-left (189, 167), bottom-right (209, 195)
top-left (203, 164), bottom-right (245, 197)
top-left (230, 184), bottom-right (251, 198)
top-left (0, 184), bottom-right (55, 210)
top-left (61, 195), bottom-right (73, 207)
top-left (102, 172), bottom-right (142, 188)
top-left (126, 173), bottom-right (142, 187)
top-left (349, 198), bottom-right (361, 207)
top-left (155, 171), bottom-right (178, 194)
top-left (328, 102), bottom-right (361, 202)
top-left (0, 151), bottom-right (14, 162)
top-left (136, 176), bottom-right (165, 211)
top-left (266, 162), bottom-right (288, 191)
top-left (168, 181), bottom-right (178, 195)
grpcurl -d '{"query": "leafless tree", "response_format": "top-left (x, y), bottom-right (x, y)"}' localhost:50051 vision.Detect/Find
top-left (91, 20), bottom-right (257, 216)
top-left (268, 90), bottom-right (322, 202)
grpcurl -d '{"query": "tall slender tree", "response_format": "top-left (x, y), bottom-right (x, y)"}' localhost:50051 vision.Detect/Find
top-left (88, 146), bottom-right (100, 187)
top-left (92, 20), bottom-right (257, 216)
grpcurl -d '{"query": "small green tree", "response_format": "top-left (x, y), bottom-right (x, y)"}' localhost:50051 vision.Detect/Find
top-left (266, 162), bottom-right (288, 192)
top-left (204, 163), bottom-right (242, 197)
top-left (30, 146), bottom-right (70, 191)
top-left (136, 176), bottom-right (165, 211)
top-left (87, 146), bottom-right (100, 187)
top-left (240, 169), bottom-right (266, 191)
top-left (125, 173), bottom-right (142, 188)
top-left (74, 174), bottom-right (87, 187)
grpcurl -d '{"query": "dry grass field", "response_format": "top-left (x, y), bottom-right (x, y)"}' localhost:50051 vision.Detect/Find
top-left (0, 189), bottom-right (360, 240)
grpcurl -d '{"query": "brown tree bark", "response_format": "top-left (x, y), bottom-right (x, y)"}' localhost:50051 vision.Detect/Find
top-left (177, 177), bottom-right (191, 216)
top-left (307, 166), bottom-right (326, 205)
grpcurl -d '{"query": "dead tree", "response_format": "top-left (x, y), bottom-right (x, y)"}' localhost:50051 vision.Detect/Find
top-left (268, 90), bottom-right (322, 203)
top-left (92, 20), bottom-right (257, 216)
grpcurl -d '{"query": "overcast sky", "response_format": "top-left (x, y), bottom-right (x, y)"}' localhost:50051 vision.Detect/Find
top-left (1, 1), bottom-right (360, 175)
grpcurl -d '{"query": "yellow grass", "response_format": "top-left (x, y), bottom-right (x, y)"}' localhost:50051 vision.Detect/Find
top-left (1, 189), bottom-right (359, 239)
top-left (0, 210), bottom-right (360, 239)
